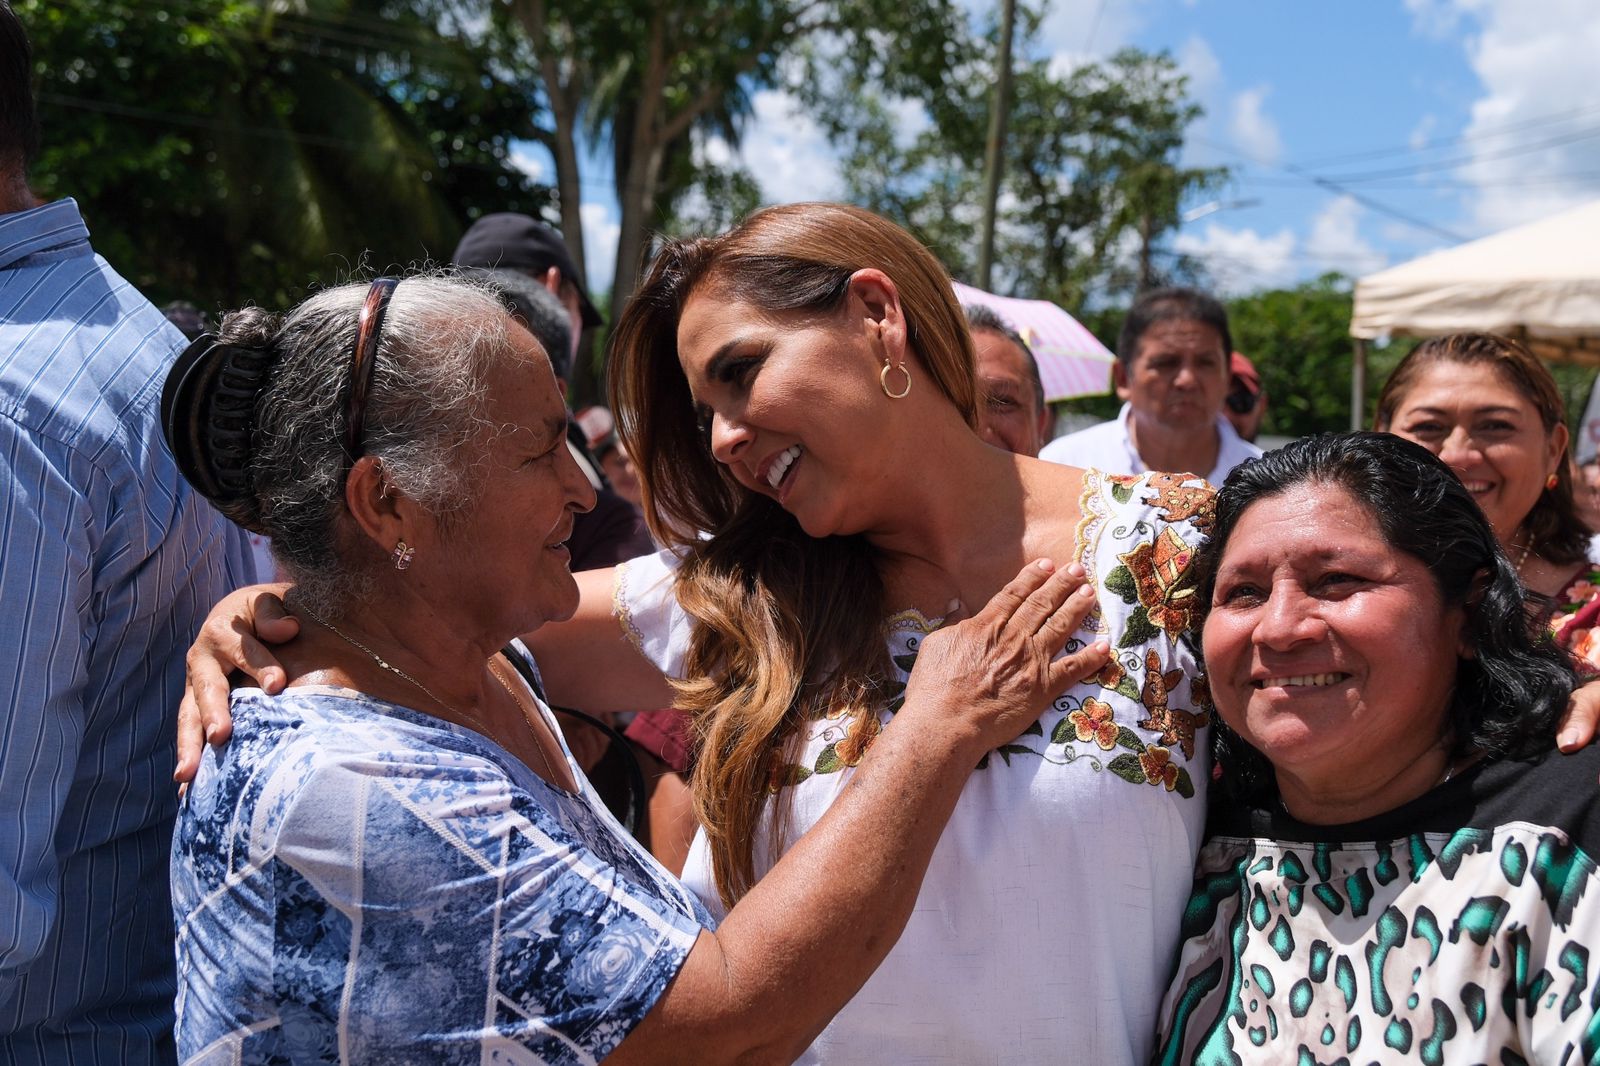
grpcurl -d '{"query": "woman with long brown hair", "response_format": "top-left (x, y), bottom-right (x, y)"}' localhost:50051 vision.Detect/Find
top-left (1376, 332), bottom-right (1600, 669)
top-left (527, 202), bottom-right (1213, 1062)
top-left (181, 204), bottom-right (1217, 1062)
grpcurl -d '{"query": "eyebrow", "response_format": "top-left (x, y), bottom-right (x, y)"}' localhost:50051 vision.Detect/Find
top-left (534, 413), bottom-right (569, 449)
top-left (704, 338), bottom-right (773, 382)
top-left (1400, 404), bottom-right (1523, 417)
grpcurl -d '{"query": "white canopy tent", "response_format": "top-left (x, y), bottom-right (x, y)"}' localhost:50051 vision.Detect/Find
top-left (1349, 199), bottom-right (1600, 427)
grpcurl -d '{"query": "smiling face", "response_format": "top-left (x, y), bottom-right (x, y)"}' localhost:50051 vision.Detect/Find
top-left (973, 328), bottom-right (1049, 457)
top-left (1384, 360), bottom-right (1566, 546)
top-left (426, 323), bottom-right (595, 633)
top-left (674, 282), bottom-right (898, 539)
top-left (1117, 318), bottom-right (1230, 436)
top-left (1202, 482), bottom-right (1464, 788)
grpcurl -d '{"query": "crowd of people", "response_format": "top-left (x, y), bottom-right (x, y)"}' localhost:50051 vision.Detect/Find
top-left (8, 3), bottom-right (1600, 1064)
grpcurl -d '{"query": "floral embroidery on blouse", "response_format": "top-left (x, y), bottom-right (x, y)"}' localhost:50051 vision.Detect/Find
top-left (1548, 564), bottom-right (1600, 676)
top-left (769, 469), bottom-right (1211, 799)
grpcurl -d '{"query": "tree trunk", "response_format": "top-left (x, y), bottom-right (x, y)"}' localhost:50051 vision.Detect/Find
top-left (609, 12), bottom-right (670, 321)
top-left (611, 139), bottom-right (665, 322)
top-left (511, 0), bottom-right (598, 402)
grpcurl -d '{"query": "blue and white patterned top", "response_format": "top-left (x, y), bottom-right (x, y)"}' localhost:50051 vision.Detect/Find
top-left (0, 198), bottom-right (257, 1065)
top-left (172, 652), bottom-right (709, 1065)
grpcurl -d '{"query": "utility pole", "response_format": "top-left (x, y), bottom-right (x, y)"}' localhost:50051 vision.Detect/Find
top-left (976, 0), bottom-right (1015, 291)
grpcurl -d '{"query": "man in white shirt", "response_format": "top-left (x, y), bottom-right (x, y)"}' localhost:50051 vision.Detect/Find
top-left (1039, 287), bottom-right (1260, 484)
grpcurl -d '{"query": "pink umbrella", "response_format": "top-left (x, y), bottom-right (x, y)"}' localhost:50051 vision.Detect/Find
top-left (953, 281), bottom-right (1115, 401)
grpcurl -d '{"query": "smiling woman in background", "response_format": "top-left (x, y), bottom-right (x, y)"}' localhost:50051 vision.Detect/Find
top-left (1376, 332), bottom-right (1600, 669)
top-left (1152, 432), bottom-right (1597, 1065)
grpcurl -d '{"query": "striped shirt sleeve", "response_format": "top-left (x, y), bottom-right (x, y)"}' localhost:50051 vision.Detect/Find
top-left (0, 415), bottom-right (96, 1007)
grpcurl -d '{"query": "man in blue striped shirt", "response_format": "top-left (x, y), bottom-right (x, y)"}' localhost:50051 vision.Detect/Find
top-left (0, 10), bottom-right (256, 1063)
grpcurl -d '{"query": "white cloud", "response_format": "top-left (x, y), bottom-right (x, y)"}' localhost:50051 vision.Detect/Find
top-left (1176, 35), bottom-right (1222, 99)
top-left (1039, 0), bottom-right (1150, 76)
top-left (1173, 222), bottom-right (1297, 295)
top-left (1408, 113), bottom-right (1437, 151)
top-left (728, 89), bottom-right (843, 205)
top-left (508, 143), bottom-right (547, 183)
top-left (579, 201), bottom-right (620, 295)
top-left (1228, 85), bottom-right (1283, 165)
top-left (1304, 195), bottom-right (1388, 274)
top-left (883, 95), bottom-right (933, 152)
top-left (1404, 0), bottom-right (1467, 39)
top-left (1411, 0), bottom-right (1600, 232)
top-left (1172, 34), bottom-right (1226, 169)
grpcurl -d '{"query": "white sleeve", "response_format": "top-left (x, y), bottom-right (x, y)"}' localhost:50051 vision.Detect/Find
top-left (677, 829), bottom-right (730, 922)
top-left (613, 548), bottom-right (693, 681)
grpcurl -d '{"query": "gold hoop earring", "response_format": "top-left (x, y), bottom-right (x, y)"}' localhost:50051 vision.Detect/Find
top-left (880, 359), bottom-right (911, 399)
top-left (391, 540), bottom-right (415, 571)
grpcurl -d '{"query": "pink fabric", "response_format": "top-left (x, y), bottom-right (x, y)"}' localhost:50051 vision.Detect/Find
top-left (953, 281), bottom-right (1115, 401)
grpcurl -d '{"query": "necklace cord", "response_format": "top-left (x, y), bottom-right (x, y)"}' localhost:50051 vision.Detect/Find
top-left (292, 600), bottom-right (647, 833)
top-left (294, 601), bottom-right (561, 782)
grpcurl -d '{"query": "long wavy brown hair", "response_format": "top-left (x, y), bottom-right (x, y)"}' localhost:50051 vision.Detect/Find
top-left (608, 203), bottom-right (979, 907)
top-left (1374, 331), bottom-right (1587, 566)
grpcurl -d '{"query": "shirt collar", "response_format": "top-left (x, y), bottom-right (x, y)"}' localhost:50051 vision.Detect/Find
top-left (0, 198), bottom-right (91, 271)
top-left (1120, 401), bottom-right (1251, 481)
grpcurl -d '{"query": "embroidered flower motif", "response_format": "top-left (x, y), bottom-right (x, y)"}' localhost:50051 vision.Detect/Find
top-left (1142, 472), bottom-right (1217, 534)
top-left (1117, 526), bottom-right (1200, 639)
top-left (1067, 697), bottom-right (1120, 750)
top-left (1094, 658), bottom-right (1127, 691)
top-left (1137, 649), bottom-right (1207, 759)
top-left (1139, 745), bottom-right (1181, 790)
top-left (836, 712), bottom-right (882, 766)
top-left (1189, 671), bottom-right (1214, 714)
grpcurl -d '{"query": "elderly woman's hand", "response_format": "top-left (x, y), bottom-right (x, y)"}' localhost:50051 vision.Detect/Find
top-left (175, 583), bottom-right (296, 783)
top-left (903, 559), bottom-right (1109, 751)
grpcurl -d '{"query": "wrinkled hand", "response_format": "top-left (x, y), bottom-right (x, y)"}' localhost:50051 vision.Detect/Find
top-left (175, 583), bottom-right (297, 784)
top-left (903, 559), bottom-right (1109, 751)
top-left (1557, 676), bottom-right (1600, 753)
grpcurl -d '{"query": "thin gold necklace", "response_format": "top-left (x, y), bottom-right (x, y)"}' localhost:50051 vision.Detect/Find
top-left (295, 601), bottom-right (560, 784)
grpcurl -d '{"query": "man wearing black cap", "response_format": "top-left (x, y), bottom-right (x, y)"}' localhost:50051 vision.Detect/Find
top-left (453, 212), bottom-right (604, 365)
top-left (452, 215), bottom-right (651, 571)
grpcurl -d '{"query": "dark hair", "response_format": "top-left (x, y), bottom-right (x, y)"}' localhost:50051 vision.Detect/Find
top-left (1374, 331), bottom-right (1588, 566)
top-left (1117, 286), bottom-right (1231, 367)
top-left (459, 266), bottom-right (573, 382)
top-left (964, 304), bottom-right (1045, 416)
top-left (0, 1), bottom-right (39, 175)
top-left (1192, 431), bottom-right (1576, 805)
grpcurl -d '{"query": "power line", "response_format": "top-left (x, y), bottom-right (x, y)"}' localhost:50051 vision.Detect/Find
top-left (1191, 134), bottom-right (1468, 244)
top-left (1314, 121), bottom-right (1600, 185)
top-left (1292, 101), bottom-right (1600, 170)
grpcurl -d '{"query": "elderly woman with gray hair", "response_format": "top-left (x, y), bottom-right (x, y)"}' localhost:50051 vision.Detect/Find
top-left (164, 273), bottom-right (1102, 1064)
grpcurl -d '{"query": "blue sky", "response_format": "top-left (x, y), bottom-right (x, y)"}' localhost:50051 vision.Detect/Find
top-left (521, 0), bottom-right (1600, 299)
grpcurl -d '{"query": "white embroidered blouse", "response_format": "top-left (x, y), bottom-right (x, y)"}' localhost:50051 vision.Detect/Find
top-left (614, 470), bottom-right (1216, 1064)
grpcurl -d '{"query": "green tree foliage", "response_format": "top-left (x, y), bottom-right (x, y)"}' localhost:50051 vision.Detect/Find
top-left (23, 0), bottom-right (546, 310)
top-left (502, 0), bottom-right (970, 403)
top-left (1225, 273), bottom-right (1365, 438)
top-left (802, 5), bottom-right (1221, 311)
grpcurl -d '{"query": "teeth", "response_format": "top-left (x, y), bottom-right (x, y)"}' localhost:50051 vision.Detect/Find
top-left (1259, 673), bottom-right (1344, 688)
top-left (1462, 481), bottom-right (1493, 493)
top-left (766, 445), bottom-right (801, 489)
